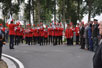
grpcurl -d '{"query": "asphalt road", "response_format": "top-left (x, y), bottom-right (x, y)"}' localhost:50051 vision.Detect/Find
top-left (2, 44), bottom-right (94, 68)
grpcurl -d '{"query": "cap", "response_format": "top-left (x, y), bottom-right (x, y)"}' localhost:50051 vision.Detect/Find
top-left (94, 19), bottom-right (98, 21)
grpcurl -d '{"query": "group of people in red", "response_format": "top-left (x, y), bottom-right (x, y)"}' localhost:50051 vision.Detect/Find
top-left (8, 20), bottom-right (65, 49)
top-left (0, 19), bottom-right (81, 49)
top-left (65, 23), bottom-right (80, 45)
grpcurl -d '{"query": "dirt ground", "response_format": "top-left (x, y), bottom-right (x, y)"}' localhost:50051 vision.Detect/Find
top-left (0, 60), bottom-right (8, 68)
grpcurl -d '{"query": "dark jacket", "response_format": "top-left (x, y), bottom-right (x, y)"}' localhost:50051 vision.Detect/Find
top-left (0, 30), bottom-right (5, 47)
top-left (80, 26), bottom-right (85, 38)
top-left (93, 24), bottom-right (99, 37)
top-left (93, 40), bottom-right (102, 68)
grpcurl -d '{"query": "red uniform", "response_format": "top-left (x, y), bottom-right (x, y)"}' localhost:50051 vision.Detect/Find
top-left (59, 27), bottom-right (63, 36)
top-left (33, 28), bottom-right (39, 37)
top-left (9, 24), bottom-right (18, 35)
top-left (65, 28), bottom-right (73, 38)
top-left (44, 30), bottom-right (48, 38)
top-left (75, 26), bottom-right (79, 36)
top-left (48, 28), bottom-right (52, 36)
top-left (16, 27), bottom-right (20, 36)
top-left (39, 27), bottom-right (44, 37)
top-left (29, 28), bottom-right (33, 37)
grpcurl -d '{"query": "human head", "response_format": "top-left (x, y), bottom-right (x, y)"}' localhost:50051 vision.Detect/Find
top-left (94, 19), bottom-right (98, 24)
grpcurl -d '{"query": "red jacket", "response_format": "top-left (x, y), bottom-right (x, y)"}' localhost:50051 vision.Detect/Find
top-left (48, 28), bottom-right (52, 36)
top-left (75, 27), bottom-right (79, 36)
top-left (59, 28), bottom-right (63, 36)
top-left (54, 27), bottom-right (58, 36)
top-left (16, 27), bottom-right (20, 36)
top-left (44, 30), bottom-right (48, 38)
top-left (25, 29), bottom-right (29, 37)
top-left (2, 27), bottom-right (5, 32)
top-left (28, 28), bottom-right (33, 37)
top-left (9, 24), bottom-right (18, 35)
top-left (65, 28), bottom-right (73, 38)
top-left (39, 28), bottom-right (44, 37)
top-left (33, 29), bottom-right (39, 37)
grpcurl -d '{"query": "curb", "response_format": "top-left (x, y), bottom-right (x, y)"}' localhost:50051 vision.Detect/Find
top-left (2, 54), bottom-right (24, 68)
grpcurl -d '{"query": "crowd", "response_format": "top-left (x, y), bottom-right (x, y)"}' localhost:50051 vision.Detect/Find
top-left (0, 19), bottom-right (102, 68)
top-left (0, 19), bottom-right (100, 51)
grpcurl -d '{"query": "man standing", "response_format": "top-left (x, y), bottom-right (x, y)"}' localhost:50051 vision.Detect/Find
top-left (0, 23), bottom-right (5, 60)
top-left (75, 23), bottom-right (80, 45)
top-left (80, 22), bottom-right (85, 49)
top-left (93, 21), bottom-right (102, 68)
top-left (9, 20), bottom-right (18, 49)
top-left (92, 19), bottom-right (99, 52)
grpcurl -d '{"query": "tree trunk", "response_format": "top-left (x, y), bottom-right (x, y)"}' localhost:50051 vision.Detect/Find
top-left (37, 0), bottom-right (40, 24)
top-left (77, 0), bottom-right (80, 21)
top-left (54, 0), bottom-right (56, 22)
top-left (28, 0), bottom-right (31, 25)
top-left (62, 0), bottom-right (66, 31)
top-left (88, 1), bottom-right (92, 22)
top-left (32, 0), bottom-right (35, 25)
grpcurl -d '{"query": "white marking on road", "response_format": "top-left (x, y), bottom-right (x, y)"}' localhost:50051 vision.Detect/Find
top-left (2, 54), bottom-right (24, 68)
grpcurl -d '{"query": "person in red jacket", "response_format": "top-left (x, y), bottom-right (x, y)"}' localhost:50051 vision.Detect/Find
top-left (39, 23), bottom-right (44, 46)
top-left (44, 25), bottom-right (48, 45)
top-left (48, 23), bottom-right (52, 44)
top-left (32, 24), bottom-right (36, 44)
top-left (29, 26), bottom-right (33, 45)
top-left (65, 24), bottom-right (73, 45)
top-left (59, 23), bottom-right (63, 45)
top-left (20, 25), bottom-right (24, 44)
top-left (53, 23), bottom-right (59, 45)
top-left (9, 20), bottom-right (18, 49)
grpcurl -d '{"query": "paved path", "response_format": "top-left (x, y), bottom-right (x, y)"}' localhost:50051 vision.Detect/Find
top-left (2, 44), bottom-right (94, 68)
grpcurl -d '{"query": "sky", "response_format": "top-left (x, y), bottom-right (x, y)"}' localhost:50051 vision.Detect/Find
top-left (82, 14), bottom-right (102, 23)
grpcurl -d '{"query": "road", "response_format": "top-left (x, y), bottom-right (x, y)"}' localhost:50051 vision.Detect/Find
top-left (3, 44), bottom-right (94, 68)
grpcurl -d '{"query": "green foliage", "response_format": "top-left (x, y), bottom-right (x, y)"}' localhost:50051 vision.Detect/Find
top-left (1, 0), bottom-right (102, 24)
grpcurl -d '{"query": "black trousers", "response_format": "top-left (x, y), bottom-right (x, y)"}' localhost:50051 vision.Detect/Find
top-left (71, 37), bottom-right (73, 45)
top-left (33, 36), bottom-right (36, 44)
top-left (49, 36), bottom-right (52, 44)
top-left (20, 36), bottom-right (23, 43)
top-left (35, 36), bottom-right (39, 44)
top-left (58, 36), bottom-right (63, 45)
top-left (54, 36), bottom-right (58, 45)
top-left (28, 37), bottom-right (32, 45)
top-left (0, 47), bottom-right (2, 60)
top-left (76, 36), bottom-right (79, 44)
top-left (9, 35), bottom-right (14, 49)
top-left (80, 37), bottom-right (85, 49)
top-left (67, 38), bottom-right (71, 45)
top-left (17, 36), bottom-right (20, 45)
top-left (44, 38), bottom-right (48, 45)
top-left (25, 37), bottom-right (28, 44)
top-left (39, 36), bottom-right (43, 45)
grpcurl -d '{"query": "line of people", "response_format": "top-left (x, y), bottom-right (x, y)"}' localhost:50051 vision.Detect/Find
top-left (0, 19), bottom-right (100, 51)
top-left (0, 20), bottom-right (81, 49)
top-left (79, 19), bottom-right (99, 52)
top-left (8, 20), bottom-right (65, 49)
